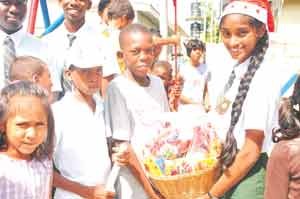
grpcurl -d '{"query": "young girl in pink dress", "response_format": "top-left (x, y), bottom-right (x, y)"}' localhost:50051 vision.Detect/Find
top-left (0, 81), bottom-right (54, 199)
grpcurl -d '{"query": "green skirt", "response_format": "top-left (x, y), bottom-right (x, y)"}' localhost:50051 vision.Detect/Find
top-left (222, 153), bottom-right (268, 199)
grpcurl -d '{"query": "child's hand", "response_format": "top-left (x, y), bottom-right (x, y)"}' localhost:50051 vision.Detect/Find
top-left (168, 75), bottom-right (183, 111)
top-left (112, 142), bottom-right (133, 166)
top-left (84, 184), bottom-right (115, 199)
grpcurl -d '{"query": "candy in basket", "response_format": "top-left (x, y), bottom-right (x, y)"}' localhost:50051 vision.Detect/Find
top-left (142, 112), bottom-right (222, 199)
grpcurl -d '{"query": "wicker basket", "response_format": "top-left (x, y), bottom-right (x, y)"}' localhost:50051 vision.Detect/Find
top-left (149, 165), bottom-right (220, 199)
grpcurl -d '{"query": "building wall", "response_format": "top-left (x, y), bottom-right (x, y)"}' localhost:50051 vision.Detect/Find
top-left (280, 0), bottom-right (300, 25)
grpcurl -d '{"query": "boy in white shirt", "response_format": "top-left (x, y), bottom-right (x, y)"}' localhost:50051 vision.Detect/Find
top-left (105, 23), bottom-right (167, 199)
top-left (52, 47), bottom-right (114, 199)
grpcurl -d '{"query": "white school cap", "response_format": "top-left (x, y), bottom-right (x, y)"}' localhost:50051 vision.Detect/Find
top-left (65, 45), bottom-right (105, 69)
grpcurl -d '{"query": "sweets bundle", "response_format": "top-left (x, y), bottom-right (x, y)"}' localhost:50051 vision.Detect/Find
top-left (142, 114), bottom-right (222, 177)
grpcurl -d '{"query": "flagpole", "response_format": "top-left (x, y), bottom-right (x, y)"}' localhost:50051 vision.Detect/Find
top-left (173, 0), bottom-right (178, 76)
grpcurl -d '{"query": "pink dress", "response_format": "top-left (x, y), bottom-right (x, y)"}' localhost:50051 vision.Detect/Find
top-left (0, 153), bottom-right (52, 199)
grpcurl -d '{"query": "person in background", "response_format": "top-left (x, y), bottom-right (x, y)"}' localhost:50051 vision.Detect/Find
top-left (179, 39), bottom-right (211, 112)
top-left (0, 81), bottom-right (54, 199)
top-left (151, 60), bottom-right (182, 111)
top-left (98, 0), bottom-right (111, 26)
top-left (0, 0), bottom-right (61, 100)
top-left (9, 56), bottom-right (53, 102)
top-left (197, 0), bottom-right (281, 198)
top-left (43, 0), bottom-right (118, 98)
top-left (265, 76), bottom-right (300, 199)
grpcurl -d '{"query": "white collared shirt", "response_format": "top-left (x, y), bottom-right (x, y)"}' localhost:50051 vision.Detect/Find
top-left (43, 21), bottom-right (120, 78)
top-left (52, 92), bottom-right (111, 199)
top-left (212, 49), bottom-right (285, 154)
top-left (0, 28), bottom-right (61, 91)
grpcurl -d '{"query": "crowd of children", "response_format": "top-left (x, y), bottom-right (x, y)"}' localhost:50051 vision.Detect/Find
top-left (0, 0), bottom-right (298, 199)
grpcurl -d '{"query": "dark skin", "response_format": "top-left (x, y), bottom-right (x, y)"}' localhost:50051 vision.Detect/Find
top-left (0, 0), bottom-right (27, 34)
top-left (116, 29), bottom-right (163, 199)
top-left (119, 30), bottom-right (154, 86)
top-left (58, 0), bottom-right (91, 32)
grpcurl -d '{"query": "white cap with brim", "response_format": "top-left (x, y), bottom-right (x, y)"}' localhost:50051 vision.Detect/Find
top-left (65, 46), bottom-right (105, 69)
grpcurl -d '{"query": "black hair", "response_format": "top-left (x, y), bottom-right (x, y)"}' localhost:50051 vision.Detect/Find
top-left (184, 39), bottom-right (206, 57)
top-left (0, 81), bottom-right (55, 161)
top-left (98, 0), bottom-right (110, 14)
top-left (149, 28), bottom-right (162, 38)
top-left (107, 0), bottom-right (135, 21)
top-left (9, 56), bottom-right (47, 82)
top-left (272, 76), bottom-right (300, 143)
top-left (220, 17), bottom-right (269, 169)
top-left (119, 23), bottom-right (152, 50)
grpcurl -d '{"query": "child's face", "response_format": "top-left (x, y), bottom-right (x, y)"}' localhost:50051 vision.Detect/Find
top-left (59, 0), bottom-right (91, 24)
top-left (220, 14), bottom-right (264, 63)
top-left (122, 32), bottom-right (155, 79)
top-left (69, 66), bottom-right (102, 95)
top-left (5, 95), bottom-right (48, 160)
top-left (152, 66), bottom-right (172, 88)
top-left (37, 67), bottom-right (52, 95)
top-left (190, 48), bottom-right (203, 63)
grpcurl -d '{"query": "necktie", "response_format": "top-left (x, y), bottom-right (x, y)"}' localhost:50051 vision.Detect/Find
top-left (67, 34), bottom-right (76, 48)
top-left (3, 36), bottom-right (16, 83)
top-left (62, 34), bottom-right (77, 93)
top-left (216, 63), bottom-right (238, 114)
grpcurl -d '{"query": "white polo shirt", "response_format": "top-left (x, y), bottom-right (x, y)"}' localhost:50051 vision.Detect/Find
top-left (0, 28), bottom-right (61, 91)
top-left (52, 93), bottom-right (111, 199)
top-left (211, 48), bottom-right (285, 155)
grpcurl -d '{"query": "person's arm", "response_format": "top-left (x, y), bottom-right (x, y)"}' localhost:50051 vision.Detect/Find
top-left (153, 34), bottom-right (180, 47)
top-left (202, 80), bottom-right (211, 112)
top-left (199, 130), bottom-right (264, 199)
top-left (264, 143), bottom-right (289, 199)
top-left (53, 171), bottom-right (115, 199)
top-left (112, 141), bottom-right (162, 199)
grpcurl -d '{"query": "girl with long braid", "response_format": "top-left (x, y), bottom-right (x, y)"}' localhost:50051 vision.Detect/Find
top-left (198, 0), bottom-right (280, 198)
top-left (265, 76), bottom-right (300, 199)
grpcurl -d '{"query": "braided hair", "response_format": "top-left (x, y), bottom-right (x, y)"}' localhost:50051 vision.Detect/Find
top-left (272, 76), bottom-right (300, 143)
top-left (220, 18), bottom-right (270, 168)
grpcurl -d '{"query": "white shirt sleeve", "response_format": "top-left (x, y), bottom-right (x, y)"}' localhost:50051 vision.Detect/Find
top-left (104, 82), bottom-right (132, 141)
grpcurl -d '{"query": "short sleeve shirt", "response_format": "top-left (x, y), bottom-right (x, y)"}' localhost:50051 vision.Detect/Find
top-left (52, 93), bottom-right (111, 199)
top-left (105, 75), bottom-right (170, 152)
top-left (212, 49), bottom-right (283, 154)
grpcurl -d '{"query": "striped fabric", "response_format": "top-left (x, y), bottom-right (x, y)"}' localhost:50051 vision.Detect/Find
top-left (3, 36), bottom-right (16, 83)
top-left (0, 154), bottom-right (52, 199)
